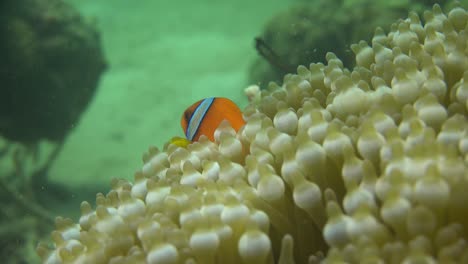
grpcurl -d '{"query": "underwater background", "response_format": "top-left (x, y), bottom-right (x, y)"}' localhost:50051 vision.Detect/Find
top-left (49, 0), bottom-right (291, 190)
top-left (0, 0), bottom-right (464, 263)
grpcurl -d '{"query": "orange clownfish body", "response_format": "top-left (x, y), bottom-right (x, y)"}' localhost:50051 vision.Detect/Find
top-left (181, 97), bottom-right (245, 142)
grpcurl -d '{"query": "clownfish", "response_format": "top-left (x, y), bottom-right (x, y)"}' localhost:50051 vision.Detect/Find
top-left (169, 97), bottom-right (245, 148)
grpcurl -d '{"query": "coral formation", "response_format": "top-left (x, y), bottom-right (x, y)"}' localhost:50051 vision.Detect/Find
top-left (0, 0), bottom-right (106, 143)
top-left (0, 0), bottom-right (106, 261)
top-left (250, 0), bottom-right (468, 88)
top-left (0, 136), bottom-right (108, 263)
top-left (39, 4), bottom-right (467, 263)
top-left (0, 139), bottom-right (58, 263)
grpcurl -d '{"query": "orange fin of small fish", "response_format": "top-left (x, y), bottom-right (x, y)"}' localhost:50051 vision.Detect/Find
top-left (168, 136), bottom-right (191, 148)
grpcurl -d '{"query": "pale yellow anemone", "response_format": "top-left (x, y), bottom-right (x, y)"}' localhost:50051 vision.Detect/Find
top-left (38, 4), bottom-right (468, 264)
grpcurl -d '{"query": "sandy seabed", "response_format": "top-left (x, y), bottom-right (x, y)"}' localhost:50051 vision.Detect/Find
top-left (49, 0), bottom-right (291, 189)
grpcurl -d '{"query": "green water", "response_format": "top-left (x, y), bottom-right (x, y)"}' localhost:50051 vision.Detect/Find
top-left (0, 0), bottom-right (457, 263)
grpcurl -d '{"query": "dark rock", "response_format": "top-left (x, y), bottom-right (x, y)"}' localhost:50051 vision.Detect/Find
top-left (0, 0), bottom-right (107, 143)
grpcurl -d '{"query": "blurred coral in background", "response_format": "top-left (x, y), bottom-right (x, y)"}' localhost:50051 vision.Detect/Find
top-left (249, 0), bottom-right (467, 88)
top-left (0, 0), bottom-right (106, 262)
top-left (0, 0), bottom-right (106, 143)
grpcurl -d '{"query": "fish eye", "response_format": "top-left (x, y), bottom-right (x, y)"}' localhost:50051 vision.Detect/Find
top-left (184, 110), bottom-right (192, 121)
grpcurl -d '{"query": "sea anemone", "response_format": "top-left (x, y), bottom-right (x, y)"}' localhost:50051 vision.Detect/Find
top-left (38, 4), bottom-right (468, 263)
